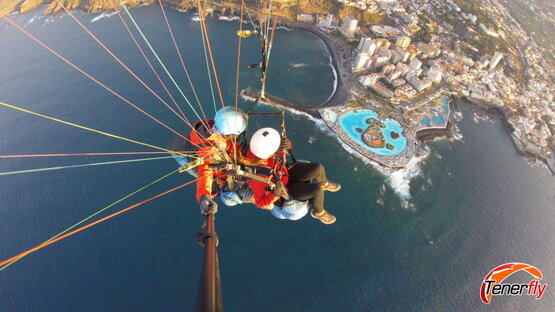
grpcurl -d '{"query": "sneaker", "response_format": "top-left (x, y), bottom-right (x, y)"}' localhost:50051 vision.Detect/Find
top-left (310, 210), bottom-right (336, 225)
top-left (322, 181), bottom-right (341, 192)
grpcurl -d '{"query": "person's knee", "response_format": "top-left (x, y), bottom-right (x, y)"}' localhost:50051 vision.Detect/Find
top-left (315, 184), bottom-right (324, 194)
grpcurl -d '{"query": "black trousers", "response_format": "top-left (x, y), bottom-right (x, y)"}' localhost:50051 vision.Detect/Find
top-left (286, 162), bottom-right (328, 213)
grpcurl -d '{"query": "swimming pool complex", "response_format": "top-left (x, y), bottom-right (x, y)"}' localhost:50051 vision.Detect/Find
top-left (338, 110), bottom-right (407, 156)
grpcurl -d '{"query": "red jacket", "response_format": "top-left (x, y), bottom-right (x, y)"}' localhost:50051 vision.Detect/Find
top-left (190, 119), bottom-right (242, 201)
top-left (195, 134), bottom-right (242, 201)
top-left (244, 150), bottom-right (289, 210)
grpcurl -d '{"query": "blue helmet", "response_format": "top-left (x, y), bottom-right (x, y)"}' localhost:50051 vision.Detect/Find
top-left (214, 106), bottom-right (248, 136)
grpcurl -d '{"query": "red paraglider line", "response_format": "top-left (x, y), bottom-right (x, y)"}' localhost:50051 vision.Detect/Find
top-left (0, 178), bottom-right (199, 268)
top-left (0, 151), bottom-right (198, 159)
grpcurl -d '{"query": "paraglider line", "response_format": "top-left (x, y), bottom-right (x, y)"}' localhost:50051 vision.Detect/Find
top-left (0, 178), bottom-right (199, 269)
top-left (2, 16), bottom-right (191, 144)
top-left (55, 0), bottom-right (193, 127)
top-left (158, 0), bottom-right (209, 124)
top-left (0, 100), bottom-right (194, 157)
top-left (0, 156), bottom-right (176, 176)
top-left (0, 168), bottom-right (180, 270)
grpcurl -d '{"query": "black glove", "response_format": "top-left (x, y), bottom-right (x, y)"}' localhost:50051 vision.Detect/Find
top-left (280, 138), bottom-right (292, 150)
top-left (199, 195), bottom-right (218, 215)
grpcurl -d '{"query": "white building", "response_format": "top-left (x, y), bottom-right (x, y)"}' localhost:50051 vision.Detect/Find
top-left (395, 63), bottom-right (410, 76)
top-left (359, 74), bottom-right (380, 87)
top-left (461, 57), bottom-right (475, 67)
top-left (389, 70), bottom-right (403, 80)
top-left (358, 36), bottom-right (376, 56)
top-left (354, 53), bottom-right (370, 72)
top-left (427, 66), bottom-right (443, 83)
top-left (297, 14), bottom-right (314, 23)
top-left (395, 46), bottom-right (410, 63)
top-left (340, 16), bottom-right (358, 38)
top-left (382, 64), bottom-right (395, 75)
top-left (490, 52), bottom-right (504, 70)
top-left (357, 35), bottom-right (370, 51)
top-left (477, 55), bottom-right (490, 69)
top-left (406, 74), bottom-right (432, 92)
top-left (372, 56), bottom-right (390, 69)
top-left (409, 57), bottom-right (422, 71)
top-left (319, 14), bottom-right (334, 28)
top-left (395, 36), bottom-right (411, 48)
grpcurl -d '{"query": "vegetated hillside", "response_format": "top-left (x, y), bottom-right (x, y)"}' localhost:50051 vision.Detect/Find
top-left (1, 0), bottom-right (385, 27)
top-left (0, 0), bottom-right (202, 17)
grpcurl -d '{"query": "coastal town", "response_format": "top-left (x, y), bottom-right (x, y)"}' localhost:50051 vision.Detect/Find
top-left (1, 0), bottom-right (553, 172)
top-left (288, 0), bottom-right (555, 173)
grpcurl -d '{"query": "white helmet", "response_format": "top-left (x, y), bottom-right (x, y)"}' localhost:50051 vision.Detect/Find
top-left (250, 128), bottom-right (281, 159)
top-left (214, 106), bottom-right (248, 136)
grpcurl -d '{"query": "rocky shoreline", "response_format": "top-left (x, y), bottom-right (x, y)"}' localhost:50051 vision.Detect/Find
top-left (3, 4), bottom-right (552, 173)
top-left (0, 0), bottom-right (238, 18)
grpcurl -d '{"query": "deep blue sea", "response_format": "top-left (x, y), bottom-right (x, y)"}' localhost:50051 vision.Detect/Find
top-left (1, 6), bottom-right (554, 311)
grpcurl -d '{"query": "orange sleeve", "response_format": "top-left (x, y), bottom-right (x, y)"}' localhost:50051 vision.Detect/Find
top-left (195, 146), bottom-right (216, 201)
top-left (248, 179), bottom-right (279, 209)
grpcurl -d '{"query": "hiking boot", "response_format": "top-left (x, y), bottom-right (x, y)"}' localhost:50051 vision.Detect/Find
top-left (311, 210), bottom-right (336, 225)
top-left (322, 181), bottom-right (341, 192)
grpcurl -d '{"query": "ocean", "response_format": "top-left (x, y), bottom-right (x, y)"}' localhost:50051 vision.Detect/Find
top-left (0, 6), bottom-right (554, 311)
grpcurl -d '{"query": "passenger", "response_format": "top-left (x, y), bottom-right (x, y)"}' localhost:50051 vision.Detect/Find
top-left (197, 107), bottom-right (248, 215)
top-left (241, 127), bottom-right (341, 224)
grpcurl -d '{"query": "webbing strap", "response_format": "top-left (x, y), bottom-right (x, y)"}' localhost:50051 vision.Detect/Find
top-left (178, 158), bottom-right (204, 173)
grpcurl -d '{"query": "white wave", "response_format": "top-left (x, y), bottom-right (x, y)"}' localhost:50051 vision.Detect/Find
top-left (276, 26), bottom-right (292, 31)
top-left (451, 124), bottom-right (464, 142)
top-left (218, 15), bottom-right (240, 21)
top-left (324, 60), bottom-right (338, 104)
top-left (91, 11), bottom-right (117, 23)
top-left (26, 15), bottom-right (42, 26)
top-left (42, 16), bottom-right (57, 26)
top-left (387, 154), bottom-right (427, 210)
top-left (138, 3), bottom-right (151, 7)
top-left (300, 31), bottom-right (338, 105)
top-left (315, 35), bottom-right (338, 104)
top-left (291, 63), bottom-right (308, 68)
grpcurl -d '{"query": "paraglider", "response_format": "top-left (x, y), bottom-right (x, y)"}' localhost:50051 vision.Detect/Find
top-left (0, 0), bottom-right (344, 309)
top-left (237, 29), bottom-right (257, 38)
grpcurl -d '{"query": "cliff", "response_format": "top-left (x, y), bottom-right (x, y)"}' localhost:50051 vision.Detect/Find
top-left (1, 0), bottom-right (353, 21)
top-left (0, 0), bottom-right (201, 17)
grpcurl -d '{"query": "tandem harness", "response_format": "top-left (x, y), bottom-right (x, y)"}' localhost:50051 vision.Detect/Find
top-left (207, 162), bottom-right (291, 201)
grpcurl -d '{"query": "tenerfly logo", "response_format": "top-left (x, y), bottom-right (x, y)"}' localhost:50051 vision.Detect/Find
top-left (480, 262), bottom-right (548, 304)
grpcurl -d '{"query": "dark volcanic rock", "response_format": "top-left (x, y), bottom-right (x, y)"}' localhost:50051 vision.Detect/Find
top-left (362, 125), bottom-right (385, 148)
top-left (391, 131), bottom-right (399, 139)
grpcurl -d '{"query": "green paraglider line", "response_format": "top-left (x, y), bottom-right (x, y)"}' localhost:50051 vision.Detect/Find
top-left (119, 0), bottom-right (204, 122)
top-left (0, 156), bottom-right (175, 176)
top-left (0, 168), bottom-right (180, 271)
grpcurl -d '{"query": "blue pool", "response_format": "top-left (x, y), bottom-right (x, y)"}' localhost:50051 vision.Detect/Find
top-left (432, 114), bottom-right (445, 125)
top-left (339, 110), bottom-right (407, 156)
top-left (441, 96), bottom-right (450, 113)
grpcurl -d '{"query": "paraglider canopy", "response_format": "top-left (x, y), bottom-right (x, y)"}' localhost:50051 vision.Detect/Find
top-left (237, 29), bottom-right (257, 38)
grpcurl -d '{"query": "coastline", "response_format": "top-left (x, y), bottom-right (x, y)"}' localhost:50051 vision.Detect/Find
top-left (282, 21), bottom-right (351, 109)
top-left (3, 4), bottom-right (552, 174)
